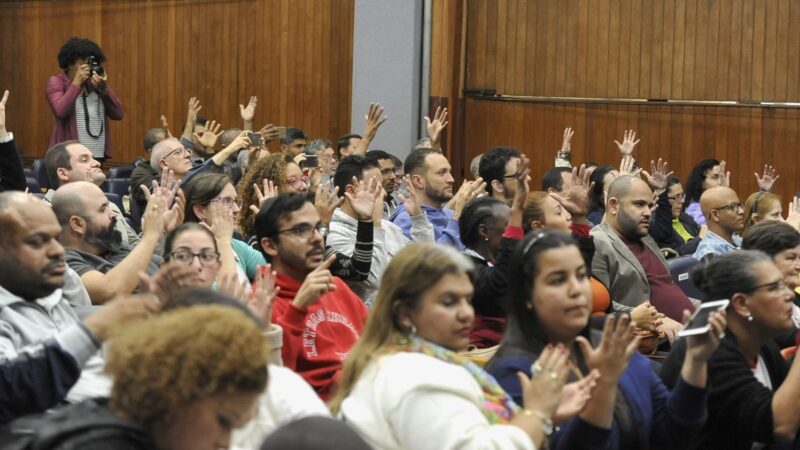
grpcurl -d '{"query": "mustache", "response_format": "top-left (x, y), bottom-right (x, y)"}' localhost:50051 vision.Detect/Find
top-left (43, 258), bottom-right (65, 272)
top-left (306, 245), bottom-right (325, 257)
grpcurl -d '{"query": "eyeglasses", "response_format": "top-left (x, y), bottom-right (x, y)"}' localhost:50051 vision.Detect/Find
top-left (168, 249), bottom-right (220, 265)
top-left (746, 279), bottom-right (789, 294)
top-left (714, 202), bottom-right (743, 212)
top-left (285, 176), bottom-right (310, 189)
top-left (163, 147), bottom-right (189, 159)
top-left (668, 193), bottom-right (686, 201)
top-left (210, 197), bottom-right (242, 209)
top-left (278, 222), bottom-right (324, 240)
top-left (502, 173), bottom-right (519, 179)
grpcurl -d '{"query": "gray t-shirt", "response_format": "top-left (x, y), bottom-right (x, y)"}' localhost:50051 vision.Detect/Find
top-left (65, 245), bottom-right (161, 290)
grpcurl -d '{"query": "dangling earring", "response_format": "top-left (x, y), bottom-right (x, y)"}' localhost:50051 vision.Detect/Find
top-left (484, 237), bottom-right (489, 242)
top-left (747, 314), bottom-right (754, 322)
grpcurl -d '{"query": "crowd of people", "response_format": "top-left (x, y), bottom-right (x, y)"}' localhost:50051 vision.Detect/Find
top-left (0, 36), bottom-right (799, 449)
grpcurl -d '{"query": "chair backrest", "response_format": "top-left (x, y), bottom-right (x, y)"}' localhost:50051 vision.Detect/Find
top-left (128, 190), bottom-right (142, 233)
top-left (107, 165), bottom-right (134, 179)
top-left (104, 178), bottom-right (130, 199)
top-left (31, 159), bottom-right (49, 190)
top-left (104, 192), bottom-right (124, 214)
top-left (25, 177), bottom-right (41, 193)
top-left (667, 255), bottom-right (706, 301)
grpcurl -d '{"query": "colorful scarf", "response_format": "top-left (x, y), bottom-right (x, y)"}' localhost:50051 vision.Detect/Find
top-left (389, 336), bottom-right (519, 424)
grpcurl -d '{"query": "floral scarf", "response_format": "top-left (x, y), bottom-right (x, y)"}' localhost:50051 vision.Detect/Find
top-left (389, 336), bottom-right (518, 424)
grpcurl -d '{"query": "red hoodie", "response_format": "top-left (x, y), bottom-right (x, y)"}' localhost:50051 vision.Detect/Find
top-left (272, 273), bottom-right (368, 400)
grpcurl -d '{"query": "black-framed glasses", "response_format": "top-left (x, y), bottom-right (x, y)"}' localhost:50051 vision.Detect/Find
top-left (210, 197), bottom-right (243, 209)
top-left (167, 249), bottom-right (220, 265)
top-left (278, 222), bottom-right (324, 240)
top-left (746, 278), bottom-right (788, 294)
top-left (668, 193), bottom-right (686, 201)
top-left (714, 202), bottom-right (743, 212)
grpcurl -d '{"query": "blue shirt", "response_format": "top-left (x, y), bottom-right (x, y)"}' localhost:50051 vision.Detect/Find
top-left (693, 230), bottom-right (741, 261)
top-left (390, 203), bottom-right (464, 250)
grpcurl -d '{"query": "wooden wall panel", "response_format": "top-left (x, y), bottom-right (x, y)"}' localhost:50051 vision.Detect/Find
top-left (465, 0), bottom-right (800, 102)
top-left (464, 98), bottom-right (800, 208)
top-left (0, 0), bottom-right (354, 164)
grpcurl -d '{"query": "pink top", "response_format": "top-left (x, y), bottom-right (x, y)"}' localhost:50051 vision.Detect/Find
top-left (45, 73), bottom-right (124, 158)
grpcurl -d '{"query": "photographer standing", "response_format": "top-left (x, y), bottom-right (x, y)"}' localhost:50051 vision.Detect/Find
top-left (45, 37), bottom-right (124, 163)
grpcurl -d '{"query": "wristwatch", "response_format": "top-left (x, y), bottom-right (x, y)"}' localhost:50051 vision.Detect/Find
top-left (522, 409), bottom-right (555, 436)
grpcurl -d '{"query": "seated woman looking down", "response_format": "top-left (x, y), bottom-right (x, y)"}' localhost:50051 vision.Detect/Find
top-left (487, 230), bottom-right (725, 449)
top-left (331, 243), bottom-right (575, 450)
top-left (660, 250), bottom-right (800, 449)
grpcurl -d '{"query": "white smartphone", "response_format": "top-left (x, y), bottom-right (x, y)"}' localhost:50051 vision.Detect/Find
top-left (677, 299), bottom-right (729, 338)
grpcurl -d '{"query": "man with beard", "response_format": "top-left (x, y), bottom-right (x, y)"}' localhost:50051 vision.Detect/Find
top-left (255, 192), bottom-right (368, 400)
top-left (52, 181), bottom-right (165, 305)
top-left (478, 146), bottom-right (521, 206)
top-left (365, 150), bottom-right (400, 219)
top-left (591, 175), bottom-right (695, 327)
top-left (44, 140), bottom-right (139, 245)
top-left (390, 148), bottom-right (484, 250)
top-left (0, 191), bottom-right (160, 411)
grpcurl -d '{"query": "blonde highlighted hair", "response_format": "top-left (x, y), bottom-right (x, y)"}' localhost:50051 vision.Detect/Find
top-left (329, 243), bottom-right (474, 413)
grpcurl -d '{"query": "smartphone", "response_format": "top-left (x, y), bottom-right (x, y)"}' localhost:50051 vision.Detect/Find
top-left (302, 154), bottom-right (319, 169)
top-left (248, 132), bottom-right (263, 147)
top-left (275, 126), bottom-right (287, 140)
top-left (677, 299), bottom-right (729, 338)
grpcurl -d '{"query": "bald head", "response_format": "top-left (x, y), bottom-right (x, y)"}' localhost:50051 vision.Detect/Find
top-left (51, 181), bottom-right (98, 226)
top-left (700, 187), bottom-right (739, 218)
top-left (607, 175), bottom-right (649, 205)
top-left (606, 176), bottom-right (654, 240)
top-left (220, 128), bottom-right (242, 149)
top-left (0, 192), bottom-right (48, 243)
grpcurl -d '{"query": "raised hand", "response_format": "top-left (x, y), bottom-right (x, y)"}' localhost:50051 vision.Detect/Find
top-left (452, 177), bottom-right (487, 220)
top-left (786, 197), bottom-right (800, 230)
top-left (356, 103), bottom-right (388, 153)
top-left (162, 189), bottom-right (186, 233)
top-left (293, 255), bottom-right (337, 309)
top-left (718, 160), bottom-right (731, 187)
top-left (138, 262), bottom-right (198, 306)
top-left (396, 175), bottom-right (423, 217)
top-left (240, 96), bottom-right (257, 123)
top-left (245, 264), bottom-right (280, 325)
top-left (424, 106), bottom-right (448, 150)
top-left (549, 164), bottom-right (593, 216)
top-left (641, 158), bottom-right (674, 192)
top-left (684, 308), bottom-right (727, 363)
top-left (315, 180), bottom-right (344, 225)
top-left (510, 155), bottom-right (531, 226)
top-left (216, 272), bottom-right (248, 301)
top-left (193, 120), bottom-right (223, 150)
top-left (754, 164), bottom-right (779, 192)
top-left (553, 369), bottom-right (600, 424)
top-left (159, 114), bottom-right (173, 138)
top-left (0, 90), bottom-right (8, 139)
top-left (614, 130), bottom-right (640, 156)
top-left (224, 130), bottom-right (252, 154)
top-left (345, 176), bottom-right (381, 222)
top-left (619, 155), bottom-right (641, 177)
top-left (576, 315), bottom-right (639, 382)
top-left (186, 97), bottom-right (202, 124)
top-left (259, 123), bottom-right (280, 143)
top-left (140, 189), bottom-right (168, 239)
top-left (250, 179), bottom-right (279, 214)
top-left (518, 344), bottom-right (571, 419)
top-left (561, 127), bottom-right (575, 153)
top-left (141, 169), bottom-right (179, 208)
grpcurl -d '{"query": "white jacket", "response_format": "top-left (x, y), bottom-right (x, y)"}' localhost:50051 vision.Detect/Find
top-left (339, 352), bottom-right (535, 450)
top-left (328, 209), bottom-right (433, 305)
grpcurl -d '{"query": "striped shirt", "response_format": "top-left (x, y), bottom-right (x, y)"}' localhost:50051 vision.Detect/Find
top-left (75, 91), bottom-right (106, 158)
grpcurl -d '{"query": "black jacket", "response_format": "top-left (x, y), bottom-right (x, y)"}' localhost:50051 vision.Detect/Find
top-left (0, 139), bottom-right (26, 193)
top-left (650, 190), bottom-right (702, 256)
top-left (467, 235), bottom-right (517, 318)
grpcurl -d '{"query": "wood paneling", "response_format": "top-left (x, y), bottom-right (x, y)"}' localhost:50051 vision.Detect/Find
top-left (464, 98), bottom-right (800, 207)
top-left (0, 0), bottom-right (354, 164)
top-left (465, 0), bottom-right (800, 102)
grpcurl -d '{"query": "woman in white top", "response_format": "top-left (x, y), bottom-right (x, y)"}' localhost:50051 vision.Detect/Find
top-left (330, 242), bottom-right (580, 450)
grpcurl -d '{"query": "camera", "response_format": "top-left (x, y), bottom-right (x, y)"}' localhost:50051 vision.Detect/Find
top-left (87, 56), bottom-right (105, 77)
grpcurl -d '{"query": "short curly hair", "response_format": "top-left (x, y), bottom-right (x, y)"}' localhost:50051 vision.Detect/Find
top-left (57, 37), bottom-right (106, 70)
top-left (238, 153), bottom-right (292, 237)
top-left (105, 305), bottom-right (269, 432)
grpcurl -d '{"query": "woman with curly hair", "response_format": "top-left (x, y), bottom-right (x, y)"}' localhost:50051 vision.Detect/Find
top-left (12, 304), bottom-right (269, 449)
top-left (45, 37), bottom-right (124, 161)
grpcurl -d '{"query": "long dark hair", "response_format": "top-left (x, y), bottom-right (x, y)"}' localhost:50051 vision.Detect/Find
top-left (494, 230), bottom-right (590, 362)
top-left (181, 173), bottom-right (231, 223)
top-left (588, 165), bottom-right (615, 214)
top-left (684, 159), bottom-right (720, 205)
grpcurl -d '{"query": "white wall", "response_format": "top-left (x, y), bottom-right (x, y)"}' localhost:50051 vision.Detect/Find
top-left (351, 0), bottom-right (424, 161)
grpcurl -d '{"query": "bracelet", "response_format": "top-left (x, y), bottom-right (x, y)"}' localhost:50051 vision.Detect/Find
top-left (520, 409), bottom-right (556, 436)
top-left (556, 150), bottom-right (572, 161)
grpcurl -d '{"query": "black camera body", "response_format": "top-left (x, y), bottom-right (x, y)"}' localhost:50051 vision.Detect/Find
top-left (87, 56), bottom-right (105, 77)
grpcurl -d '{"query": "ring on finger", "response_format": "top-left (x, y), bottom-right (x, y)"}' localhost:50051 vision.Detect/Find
top-left (531, 362), bottom-right (544, 378)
